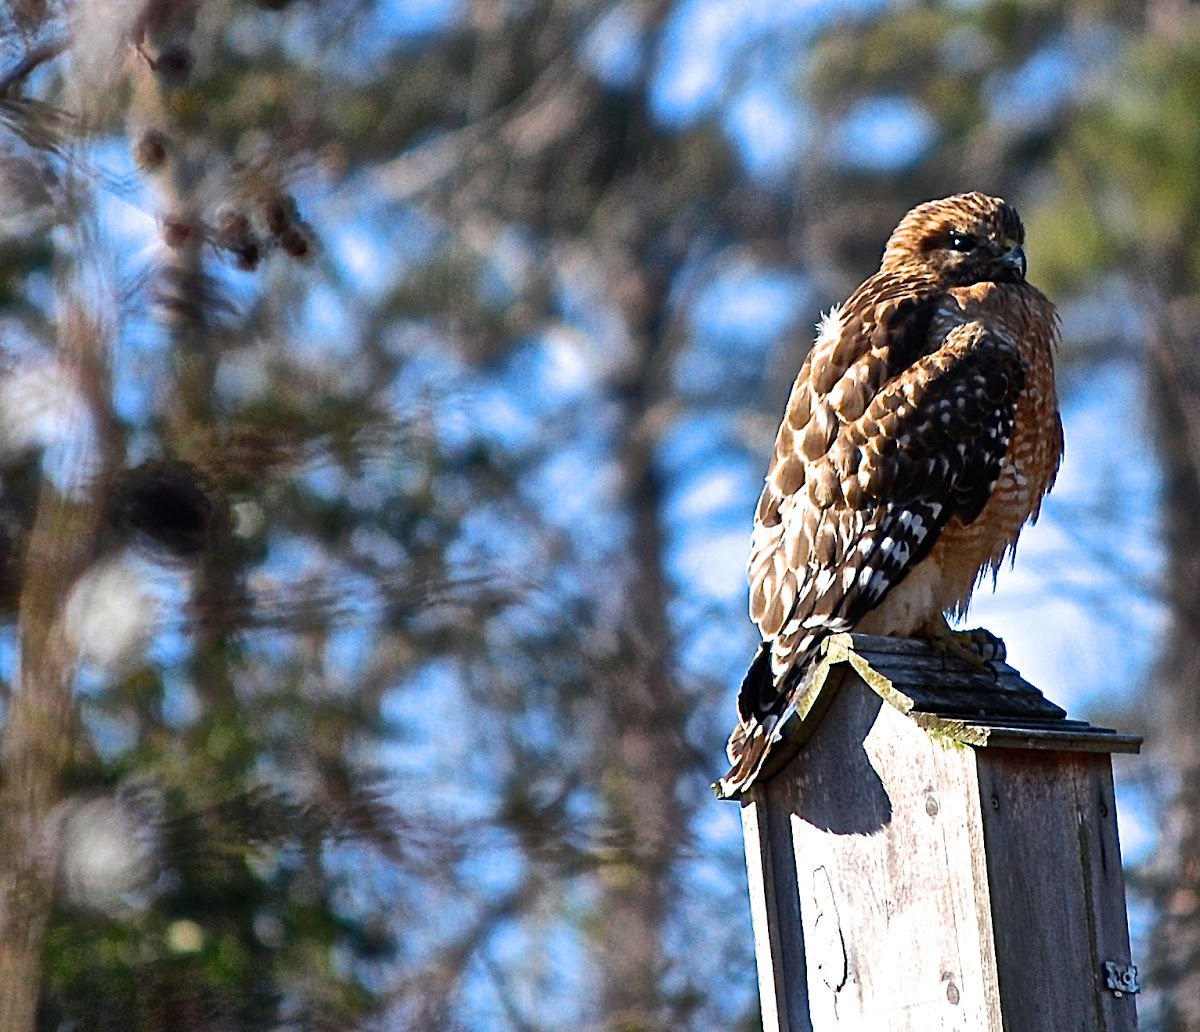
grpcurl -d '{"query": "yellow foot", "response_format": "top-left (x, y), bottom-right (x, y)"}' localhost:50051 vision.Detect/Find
top-left (928, 626), bottom-right (1006, 670)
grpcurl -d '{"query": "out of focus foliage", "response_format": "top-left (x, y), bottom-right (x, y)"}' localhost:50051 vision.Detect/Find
top-left (0, 0), bottom-right (1198, 1030)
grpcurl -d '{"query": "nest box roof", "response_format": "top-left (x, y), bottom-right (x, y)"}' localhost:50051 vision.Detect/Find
top-left (718, 633), bottom-right (1141, 799)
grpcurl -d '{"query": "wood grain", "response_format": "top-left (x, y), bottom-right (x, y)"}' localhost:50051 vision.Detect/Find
top-left (735, 637), bottom-right (1140, 1031)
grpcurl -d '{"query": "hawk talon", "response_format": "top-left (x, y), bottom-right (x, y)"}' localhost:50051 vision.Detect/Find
top-left (928, 627), bottom-right (1006, 677)
top-left (962, 627), bottom-right (1006, 664)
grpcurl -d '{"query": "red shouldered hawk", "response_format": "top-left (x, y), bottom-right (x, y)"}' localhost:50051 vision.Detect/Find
top-left (718, 192), bottom-right (1063, 797)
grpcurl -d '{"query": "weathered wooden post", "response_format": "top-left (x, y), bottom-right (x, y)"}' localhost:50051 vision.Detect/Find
top-left (719, 633), bottom-right (1141, 1031)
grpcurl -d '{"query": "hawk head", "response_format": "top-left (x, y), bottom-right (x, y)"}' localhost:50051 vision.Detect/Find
top-left (880, 192), bottom-right (1027, 287)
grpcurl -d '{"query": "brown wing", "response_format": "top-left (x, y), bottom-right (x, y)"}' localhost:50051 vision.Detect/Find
top-left (737, 304), bottom-right (1025, 738)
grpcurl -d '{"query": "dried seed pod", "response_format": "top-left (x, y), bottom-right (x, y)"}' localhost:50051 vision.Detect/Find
top-left (233, 239), bottom-right (262, 271)
top-left (279, 226), bottom-right (310, 259)
top-left (213, 207), bottom-right (253, 252)
top-left (133, 130), bottom-right (169, 171)
top-left (161, 215), bottom-right (193, 249)
top-left (261, 192), bottom-right (297, 237)
top-left (152, 45), bottom-right (193, 83)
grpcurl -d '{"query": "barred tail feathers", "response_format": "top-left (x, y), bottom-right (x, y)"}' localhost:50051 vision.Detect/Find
top-left (718, 629), bottom-right (829, 797)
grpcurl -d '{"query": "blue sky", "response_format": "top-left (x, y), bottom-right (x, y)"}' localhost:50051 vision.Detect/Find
top-left (5, 2), bottom-right (1159, 1024)
top-left (373, 0), bottom-right (1165, 995)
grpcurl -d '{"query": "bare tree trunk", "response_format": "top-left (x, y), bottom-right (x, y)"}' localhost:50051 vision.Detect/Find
top-left (594, 260), bottom-right (690, 1031)
top-left (0, 311), bottom-right (110, 1029)
top-left (1140, 297), bottom-right (1200, 1030)
top-left (597, 462), bottom-right (679, 1031)
top-left (0, 493), bottom-right (90, 1030)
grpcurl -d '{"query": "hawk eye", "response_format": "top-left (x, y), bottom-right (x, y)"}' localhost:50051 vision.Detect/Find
top-left (948, 233), bottom-right (977, 252)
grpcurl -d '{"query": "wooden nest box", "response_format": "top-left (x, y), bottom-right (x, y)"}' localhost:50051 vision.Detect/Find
top-left (721, 633), bottom-right (1141, 1032)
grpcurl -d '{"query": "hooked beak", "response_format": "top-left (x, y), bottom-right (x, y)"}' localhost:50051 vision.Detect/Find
top-left (1002, 244), bottom-right (1027, 280)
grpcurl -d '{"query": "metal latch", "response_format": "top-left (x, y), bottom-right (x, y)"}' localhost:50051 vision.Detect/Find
top-left (1103, 961), bottom-right (1139, 997)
